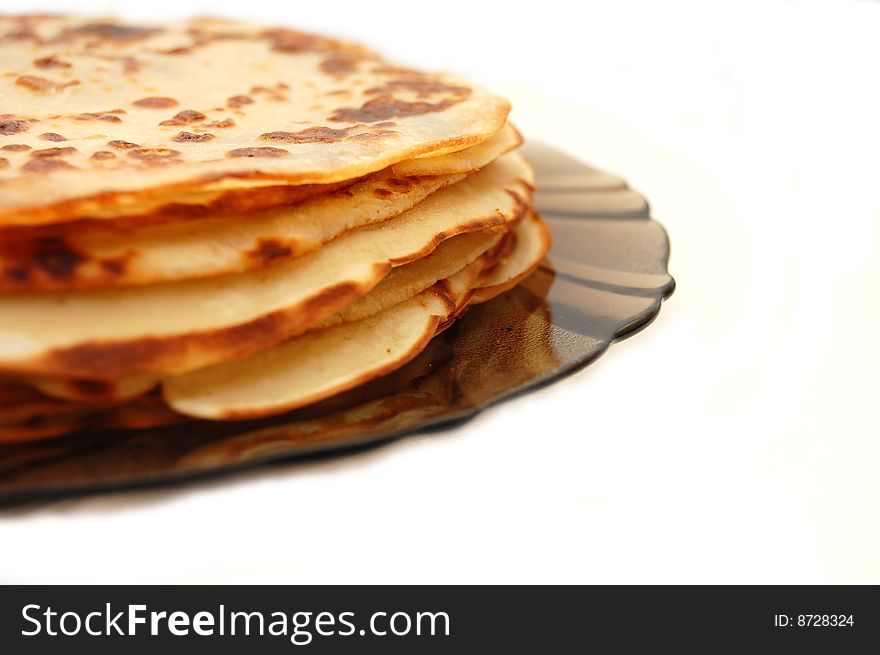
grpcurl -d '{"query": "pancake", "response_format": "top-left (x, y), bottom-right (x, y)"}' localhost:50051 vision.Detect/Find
top-left (0, 121), bottom-right (519, 244)
top-left (0, 153), bottom-right (533, 378)
top-left (0, 382), bottom-right (107, 440)
top-left (393, 123), bottom-right (521, 177)
top-left (20, 230), bottom-right (508, 404)
top-left (0, 15), bottom-right (509, 226)
top-left (27, 373), bottom-right (159, 403)
top-left (0, 125), bottom-right (521, 292)
top-left (0, 169), bottom-right (467, 291)
top-left (0, 393), bottom-right (180, 443)
top-left (0, 178), bottom-right (349, 230)
top-left (472, 210), bottom-right (552, 304)
top-left (162, 242), bottom-right (498, 419)
top-left (317, 230), bottom-right (506, 327)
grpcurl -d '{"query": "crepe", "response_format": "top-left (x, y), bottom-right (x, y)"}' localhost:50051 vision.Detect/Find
top-left (0, 170), bottom-right (464, 291)
top-left (0, 124), bottom-right (521, 292)
top-left (27, 373), bottom-right (159, 403)
top-left (163, 240), bottom-right (498, 419)
top-left (0, 15), bottom-right (509, 226)
top-left (0, 121), bottom-right (517, 231)
top-left (0, 153), bottom-right (533, 378)
top-left (317, 230), bottom-right (506, 327)
top-left (472, 210), bottom-right (552, 304)
top-left (0, 391), bottom-right (179, 443)
top-left (393, 123), bottom-right (520, 177)
top-left (20, 230), bottom-right (506, 404)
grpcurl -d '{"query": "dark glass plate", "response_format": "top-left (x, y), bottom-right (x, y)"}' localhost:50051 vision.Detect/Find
top-left (0, 142), bottom-right (674, 505)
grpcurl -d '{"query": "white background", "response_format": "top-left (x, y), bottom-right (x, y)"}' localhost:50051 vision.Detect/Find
top-left (2, 0), bottom-right (879, 583)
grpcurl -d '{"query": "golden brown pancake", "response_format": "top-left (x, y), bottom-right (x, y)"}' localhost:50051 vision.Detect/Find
top-left (472, 210), bottom-right (551, 304)
top-left (393, 123), bottom-right (521, 177)
top-left (162, 241), bottom-right (501, 420)
top-left (0, 153), bottom-right (533, 379)
top-left (0, 15), bottom-right (509, 226)
top-left (18, 230), bottom-right (510, 405)
top-left (26, 373), bottom-right (159, 403)
top-left (0, 124), bottom-right (521, 292)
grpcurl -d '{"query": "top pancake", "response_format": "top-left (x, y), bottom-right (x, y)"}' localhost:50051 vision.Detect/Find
top-left (0, 15), bottom-right (510, 225)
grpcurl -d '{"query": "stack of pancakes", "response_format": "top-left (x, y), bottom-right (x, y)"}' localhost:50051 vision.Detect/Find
top-left (0, 15), bottom-right (550, 441)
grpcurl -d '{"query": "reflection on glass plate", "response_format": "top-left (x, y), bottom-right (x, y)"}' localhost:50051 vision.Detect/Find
top-left (0, 142), bottom-right (674, 504)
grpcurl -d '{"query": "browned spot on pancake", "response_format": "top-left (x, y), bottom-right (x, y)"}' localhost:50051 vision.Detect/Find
top-left (347, 129), bottom-right (398, 144)
top-left (74, 112), bottom-right (122, 123)
top-left (21, 414), bottom-right (50, 429)
top-left (16, 75), bottom-right (80, 93)
top-left (1, 144), bottom-right (31, 152)
top-left (118, 57), bottom-right (142, 74)
top-left (0, 120), bottom-right (30, 135)
top-left (107, 140), bottom-right (140, 150)
top-left (45, 280), bottom-right (366, 378)
top-left (330, 96), bottom-right (459, 123)
top-left (260, 126), bottom-right (350, 144)
top-left (90, 151), bottom-right (115, 160)
top-left (21, 158), bottom-right (76, 173)
top-left (159, 109), bottom-right (206, 126)
top-left (248, 239), bottom-right (293, 265)
top-left (372, 188), bottom-right (393, 199)
top-left (133, 96), bottom-right (178, 109)
top-left (38, 132), bottom-right (66, 142)
top-left (320, 56), bottom-right (360, 76)
top-left (491, 229), bottom-right (518, 262)
top-left (263, 29), bottom-right (313, 53)
top-left (100, 257), bottom-right (128, 276)
top-left (227, 95), bottom-right (254, 109)
top-left (371, 64), bottom-right (421, 76)
top-left (204, 118), bottom-right (235, 129)
top-left (330, 77), bottom-right (471, 123)
top-left (387, 177), bottom-right (414, 191)
top-left (30, 147), bottom-right (77, 158)
top-left (262, 28), bottom-right (338, 54)
top-left (226, 147), bottom-right (289, 158)
top-left (0, 157), bottom-right (8, 169)
top-left (366, 79), bottom-right (471, 98)
top-left (158, 46), bottom-right (191, 55)
top-left (64, 22), bottom-right (162, 41)
top-left (171, 27), bottom-right (250, 52)
top-left (250, 85), bottom-right (287, 101)
top-left (171, 131), bottom-right (215, 142)
top-left (5, 267), bottom-right (28, 282)
top-left (504, 188), bottom-right (531, 205)
top-left (70, 378), bottom-right (112, 395)
top-left (33, 55), bottom-right (71, 69)
top-left (127, 147), bottom-right (181, 162)
top-left (0, 236), bottom-right (85, 283)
